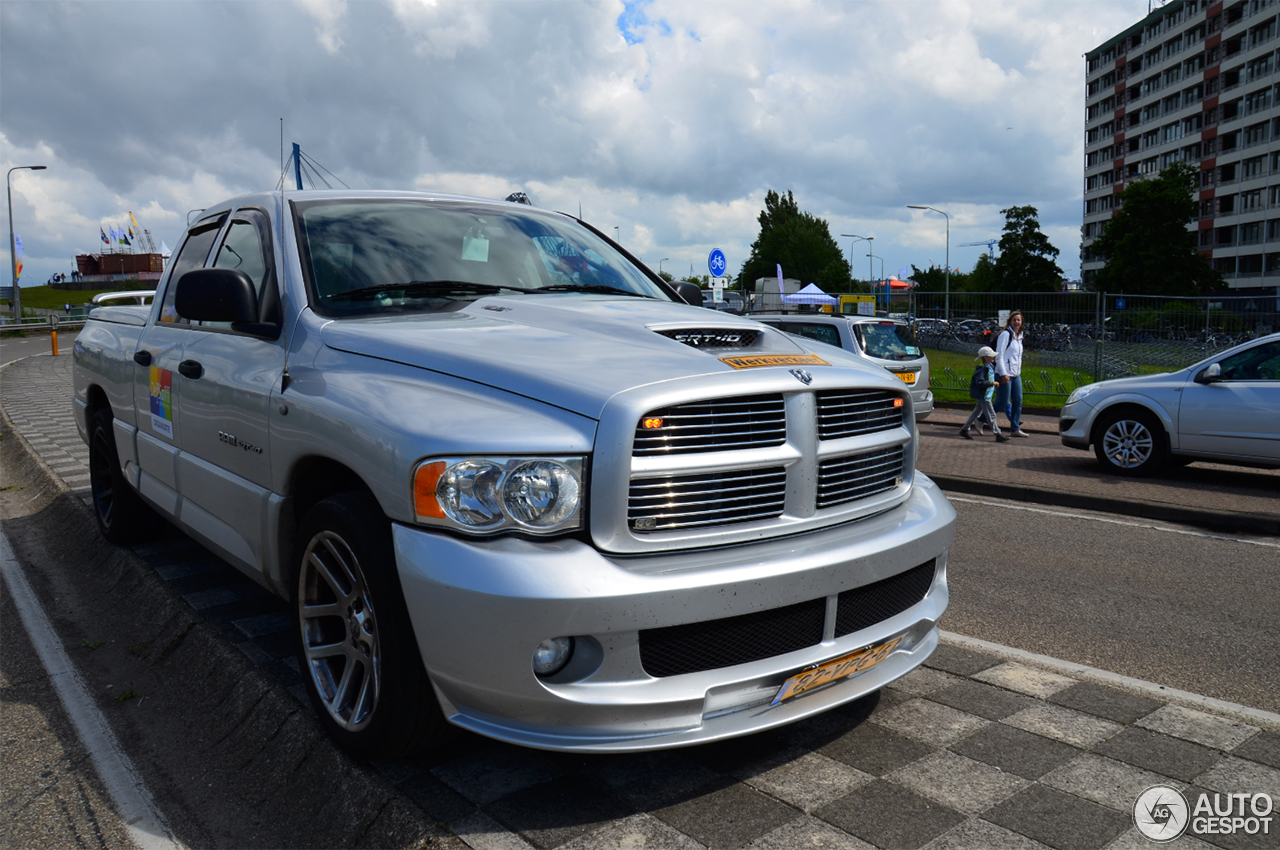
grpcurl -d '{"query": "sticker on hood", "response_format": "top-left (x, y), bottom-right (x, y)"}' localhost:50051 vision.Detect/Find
top-left (719, 354), bottom-right (831, 370)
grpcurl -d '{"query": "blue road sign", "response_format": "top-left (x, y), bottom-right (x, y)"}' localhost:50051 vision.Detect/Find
top-left (1117, 298), bottom-right (1126, 309)
top-left (708, 249), bottom-right (727, 277)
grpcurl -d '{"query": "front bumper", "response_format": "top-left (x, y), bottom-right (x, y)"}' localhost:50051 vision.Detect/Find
top-left (1058, 399), bottom-right (1094, 449)
top-left (393, 475), bottom-right (955, 752)
top-left (913, 389), bottom-right (934, 420)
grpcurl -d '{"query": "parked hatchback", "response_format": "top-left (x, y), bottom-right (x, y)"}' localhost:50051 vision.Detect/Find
top-left (754, 314), bottom-right (933, 419)
top-left (1059, 332), bottom-right (1280, 474)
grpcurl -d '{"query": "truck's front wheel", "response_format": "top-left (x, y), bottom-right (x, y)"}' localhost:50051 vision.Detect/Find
top-left (292, 492), bottom-right (449, 759)
top-left (88, 407), bottom-right (156, 544)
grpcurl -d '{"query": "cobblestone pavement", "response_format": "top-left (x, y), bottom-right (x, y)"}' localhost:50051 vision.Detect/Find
top-left (4, 352), bottom-right (1280, 850)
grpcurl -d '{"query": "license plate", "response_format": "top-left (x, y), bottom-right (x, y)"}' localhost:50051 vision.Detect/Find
top-left (892, 371), bottom-right (918, 385)
top-left (770, 637), bottom-right (902, 706)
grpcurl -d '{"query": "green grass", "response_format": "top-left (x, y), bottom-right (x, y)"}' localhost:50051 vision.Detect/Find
top-left (8, 285), bottom-right (123, 310)
top-left (923, 347), bottom-right (1097, 412)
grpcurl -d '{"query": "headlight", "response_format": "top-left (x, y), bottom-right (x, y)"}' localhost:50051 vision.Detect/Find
top-left (1066, 384), bottom-right (1099, 406)
top-left (414, 456), bottom-right (585, 534)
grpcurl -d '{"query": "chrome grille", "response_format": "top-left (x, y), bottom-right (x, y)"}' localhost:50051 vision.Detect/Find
top-left (816, 390), bottom-right (904, 439)
top-left (818, 447), bottom-right (905, 509)
top-left (633, 394), bottom-right (786, 456)
top-left (628, 467), bottom-right (786, 532)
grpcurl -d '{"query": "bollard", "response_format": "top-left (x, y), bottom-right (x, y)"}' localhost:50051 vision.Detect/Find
top-left (48, 313), bottom-right (59, 356)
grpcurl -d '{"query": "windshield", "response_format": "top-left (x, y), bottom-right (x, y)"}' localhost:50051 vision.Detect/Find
top-left (853, 322), bottom-right (922, 361)
top-left (294, 199), bottom-right (670, 316)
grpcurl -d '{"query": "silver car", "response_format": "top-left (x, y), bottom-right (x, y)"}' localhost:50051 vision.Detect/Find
top-left (1060, 332), bottom-right (1280, 474)
top-left (73, 190), bottom-right (955, 757)
top-left (754, 314), bottom-right (934, 419)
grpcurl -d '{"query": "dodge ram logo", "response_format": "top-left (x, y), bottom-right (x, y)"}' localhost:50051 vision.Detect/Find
top-left (790, 369), bottom-right (813, 385)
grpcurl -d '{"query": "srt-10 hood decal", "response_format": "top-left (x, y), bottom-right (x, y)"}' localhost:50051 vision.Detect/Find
top-left (318, 296), bottom-right (871, 418)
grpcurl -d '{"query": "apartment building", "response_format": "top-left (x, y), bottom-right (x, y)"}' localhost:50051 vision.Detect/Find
top-left (1082, 0), bottom-right (1280, 297)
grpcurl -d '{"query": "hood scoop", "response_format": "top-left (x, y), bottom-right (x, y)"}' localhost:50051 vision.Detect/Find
top-left (654, 327), bottom-right (762, 350)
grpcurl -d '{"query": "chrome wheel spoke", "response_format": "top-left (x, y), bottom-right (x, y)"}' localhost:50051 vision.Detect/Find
top-left (306, 639), bottom-right (347, 660)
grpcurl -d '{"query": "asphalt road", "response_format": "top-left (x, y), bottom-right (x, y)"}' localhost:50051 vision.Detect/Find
top-left (944, 494), bottom-right (1280, 714)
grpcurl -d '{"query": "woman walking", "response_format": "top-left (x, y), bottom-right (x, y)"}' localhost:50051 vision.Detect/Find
top-left (993, 310), bottom-right (1028, 437)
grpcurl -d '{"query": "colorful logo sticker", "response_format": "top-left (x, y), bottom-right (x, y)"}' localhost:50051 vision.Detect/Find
top-left (149, 366), bottom-right (173, 439)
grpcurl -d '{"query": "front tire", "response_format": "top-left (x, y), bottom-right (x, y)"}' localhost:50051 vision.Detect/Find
top-left (292, 492), bottom-right (449, 759)
top-left (88, 407), bottom-right (156, 544)
top-left (1094, 408), bottom-right (1166, 476)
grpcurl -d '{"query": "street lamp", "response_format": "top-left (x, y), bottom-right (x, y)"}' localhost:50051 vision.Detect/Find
top-left (867, 253), bottom-right (884, 280)
top-left (840, 233), bottom-right (874, 288)
top-left (8, 165), bottom-right (47, 323)
top-left (659, 257), bottom-right (669, 275)
top-left (907, 205), bottom-right (949, 321)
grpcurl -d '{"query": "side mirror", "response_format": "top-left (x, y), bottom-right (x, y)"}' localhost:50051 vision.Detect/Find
top-left (175, 268), bottom-right (259, 323)
top-left (1195, 362), bottom-right (1223, 384)
top-left (673, 281), bottom-right (703, 307)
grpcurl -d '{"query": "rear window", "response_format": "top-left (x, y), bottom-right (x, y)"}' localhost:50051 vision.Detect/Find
top-left (853, 323), bottom-right (921, 362)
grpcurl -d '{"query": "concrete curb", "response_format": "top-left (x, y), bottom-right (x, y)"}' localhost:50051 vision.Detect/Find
top-left (928, 473), bottom-right (1280, 536)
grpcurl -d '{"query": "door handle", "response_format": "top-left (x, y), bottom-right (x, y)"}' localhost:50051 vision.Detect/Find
top-left (178, 360), bottom-right (204, 379)
top-left (133, 350), bottom-right (152, 366)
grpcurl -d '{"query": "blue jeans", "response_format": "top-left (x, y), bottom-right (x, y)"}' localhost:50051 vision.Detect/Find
top-left (994, 375), bottom-right (1022, 433)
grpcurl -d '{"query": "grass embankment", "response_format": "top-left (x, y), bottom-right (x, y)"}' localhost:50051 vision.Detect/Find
top-left (923, 347), bottom-right (1096, 412)
top-left (8, 285), bottom-right (121, 310)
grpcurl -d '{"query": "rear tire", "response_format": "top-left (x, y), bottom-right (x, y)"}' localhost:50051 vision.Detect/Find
top-left (292, 492), bottom-right (450, 759)
top-left (1094, 408), bottom-right (1166, 476)
top-left (88, 407), bottom-right (156, 544)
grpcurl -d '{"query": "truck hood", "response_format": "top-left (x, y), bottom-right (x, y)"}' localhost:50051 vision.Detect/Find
top-left (319, 295), bottom-right (857, 418)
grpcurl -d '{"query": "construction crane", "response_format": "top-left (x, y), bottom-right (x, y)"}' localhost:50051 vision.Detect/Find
top-left (958, 238), bottom-right (999, 257)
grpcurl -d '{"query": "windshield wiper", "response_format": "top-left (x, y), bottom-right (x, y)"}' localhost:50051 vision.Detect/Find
top-left (537, 283), bottom-right (648, 297)
top-left (328, 280), bottom-right (535, 301)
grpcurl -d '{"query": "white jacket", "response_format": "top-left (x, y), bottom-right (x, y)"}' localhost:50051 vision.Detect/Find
top-left (994, 327), bottom-right (1023, 377)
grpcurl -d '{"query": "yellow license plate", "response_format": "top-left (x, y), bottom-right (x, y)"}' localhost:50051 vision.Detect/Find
top-left (770, 637), bottom-right (902, 706)
top-left (892, 371), bottom-right (918, 385)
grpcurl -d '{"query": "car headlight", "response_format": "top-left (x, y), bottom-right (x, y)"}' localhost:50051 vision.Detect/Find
top-left (1066, 384), bottom-right (1099, 406)
top-left (413, 456), bottom-right (585, 534)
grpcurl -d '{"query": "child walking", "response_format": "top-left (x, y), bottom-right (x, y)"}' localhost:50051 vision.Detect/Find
top-left (961, 346), bottom-right (1009, 442)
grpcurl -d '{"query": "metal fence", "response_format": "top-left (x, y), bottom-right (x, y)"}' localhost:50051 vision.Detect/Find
top-left (911, 291), bottom-right (1280, 398)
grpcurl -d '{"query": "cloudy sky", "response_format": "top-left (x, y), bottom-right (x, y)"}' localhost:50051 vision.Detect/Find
top-left (2, 0), bottom-right (1153, 292)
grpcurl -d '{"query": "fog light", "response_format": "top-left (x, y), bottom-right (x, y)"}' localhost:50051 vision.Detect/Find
top-left (532, 636), bottom-right (574, 676)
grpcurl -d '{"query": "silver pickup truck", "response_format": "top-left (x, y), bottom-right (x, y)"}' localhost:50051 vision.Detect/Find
top-left (73, 190), bottom-right (955, 759)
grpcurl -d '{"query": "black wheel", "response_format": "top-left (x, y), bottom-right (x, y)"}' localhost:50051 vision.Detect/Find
top-left (1094, 408), bottom-right (1166, 476)
top-left (88, 407), bottom-right (156, 544)
top-left (292, 492), bottom-right (449, 759)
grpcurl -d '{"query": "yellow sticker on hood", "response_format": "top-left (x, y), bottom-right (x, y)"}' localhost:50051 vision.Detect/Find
top-left (719, 354), bottom-right (831, 370)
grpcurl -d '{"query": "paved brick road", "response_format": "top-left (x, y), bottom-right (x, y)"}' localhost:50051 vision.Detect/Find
top-left (4, 352), bottom-right (1279, 850)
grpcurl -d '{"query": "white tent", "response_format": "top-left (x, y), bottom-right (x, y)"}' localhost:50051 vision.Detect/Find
top-left (781, 283), bottom-right (837, 305)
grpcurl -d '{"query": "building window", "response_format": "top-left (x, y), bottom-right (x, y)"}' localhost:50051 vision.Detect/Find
top-left (1220, 195), bottom-right (1236, 214)
top-left (1245, 122), bottom-right (1268, 146)
top-left (1242, 190), bottom-right (1263, 211)
top-left (1241, 221), bottom-right (1263, 244)
top-left (1266, 218), bottom-right (1280, 239)
top-left (1244, 156), bottom-right (1265, 178)
top-left (1269, 185), bottom-right (1280, 205)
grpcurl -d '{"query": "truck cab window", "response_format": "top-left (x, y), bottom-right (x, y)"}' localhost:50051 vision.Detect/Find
top-left (158, 216), bottom-right (226, 324)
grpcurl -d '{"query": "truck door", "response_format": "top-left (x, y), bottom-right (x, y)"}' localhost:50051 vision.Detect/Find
top-left (132, 214), bottom-right (226, 516)
top-left (173, 208), bottom-right (285, 575)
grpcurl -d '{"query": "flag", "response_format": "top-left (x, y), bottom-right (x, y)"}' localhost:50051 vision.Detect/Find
top-left (109, 225), bottom-right (118, 243)
top-left (118, 225), bottom-right (129, 245)
top-left (101, 227), bottom-right (109, 245)
top-left (13, 233), bottom-right (21, 281)
top-left (776, 263), bottom-right (784, 295)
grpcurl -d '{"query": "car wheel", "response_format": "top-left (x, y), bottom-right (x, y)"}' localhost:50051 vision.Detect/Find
top-left (88, 407), bottom-right (156, 544)
top-left (293, 492), bottom-right (449, 759)
top-left (1094, 408), bottom-right (1166, 476)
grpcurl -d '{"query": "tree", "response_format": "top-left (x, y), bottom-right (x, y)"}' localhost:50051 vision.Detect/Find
top-left (965, 253), bottom-right (998, 292)
top-left (1090, 162), bottom-right (1224, 296)
top-left (737, 190), bottom-right (852, 292)
top-left (994, 205), bottom-right (1063, 292)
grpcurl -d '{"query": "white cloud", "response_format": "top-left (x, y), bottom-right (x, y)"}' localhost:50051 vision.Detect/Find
top-left (1, 0), bottom-right (1157, 288)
